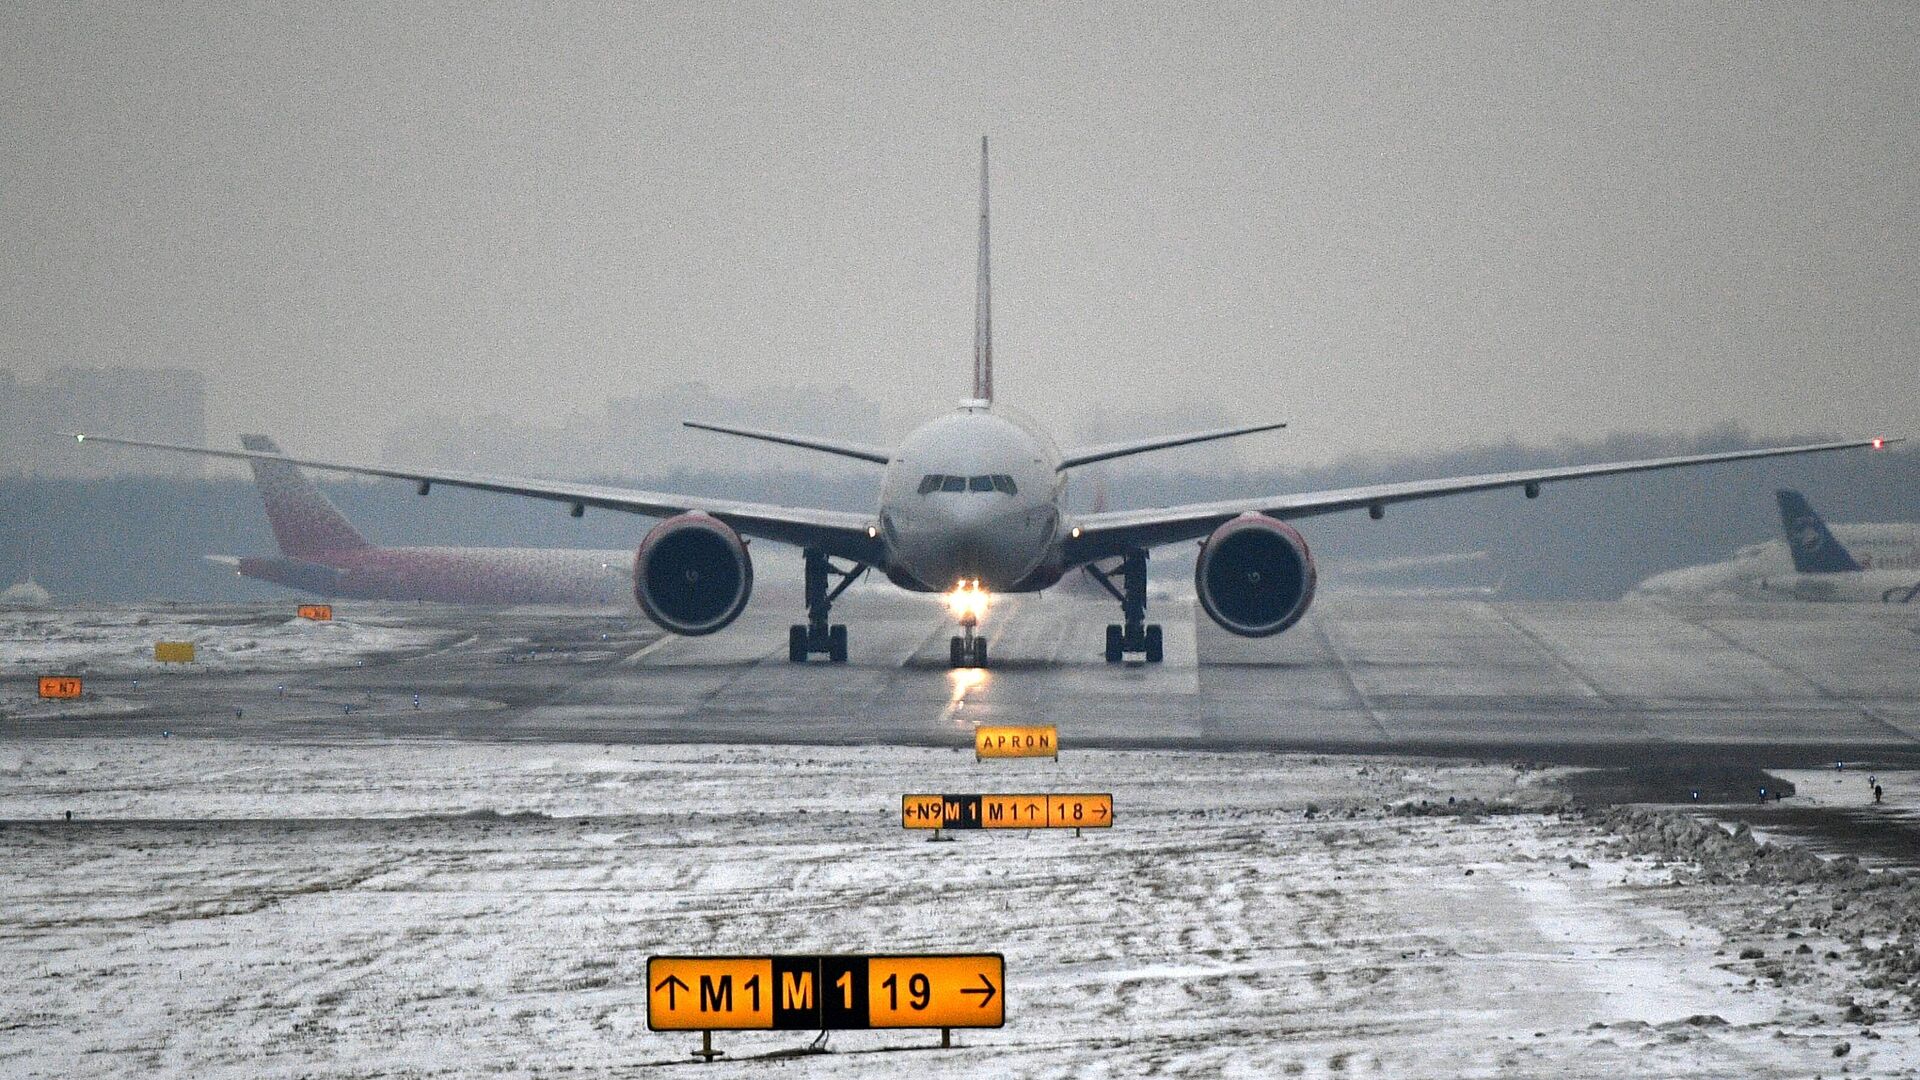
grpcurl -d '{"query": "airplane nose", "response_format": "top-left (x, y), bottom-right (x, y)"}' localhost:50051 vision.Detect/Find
top-left (898, 494), bottom-right (1039, 591)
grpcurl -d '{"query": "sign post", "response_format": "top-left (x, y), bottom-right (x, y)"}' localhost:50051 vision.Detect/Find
top-left (647, 953), bottom-right (1003, 1061)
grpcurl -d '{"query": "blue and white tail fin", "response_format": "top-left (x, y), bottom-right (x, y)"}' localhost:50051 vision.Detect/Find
top-left (973, 135), bottom-right (993, 403)
top-left (1777, 489), bottom-right (1861, 573)
top-left (240, 435), bottom-right (373, 560)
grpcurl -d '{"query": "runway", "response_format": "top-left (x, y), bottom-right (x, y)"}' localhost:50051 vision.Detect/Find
top-left (6, 596), bottom-right (1920, 1077)
top-left (5, 592), bottom-right (1918, 763)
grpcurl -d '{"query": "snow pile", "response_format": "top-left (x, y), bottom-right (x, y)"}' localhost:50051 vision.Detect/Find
top-left (1589, 806), bottom-right (1920, 1005)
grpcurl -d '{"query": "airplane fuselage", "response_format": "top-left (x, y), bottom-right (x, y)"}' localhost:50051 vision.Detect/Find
top-left (875, 402), bottom-right (1068, 593)
top-left (237, 546), bottom-right (632, 606)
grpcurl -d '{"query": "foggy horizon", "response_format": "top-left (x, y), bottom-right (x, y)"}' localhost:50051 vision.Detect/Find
top-left (6, 3), bottom-right (1914, 468)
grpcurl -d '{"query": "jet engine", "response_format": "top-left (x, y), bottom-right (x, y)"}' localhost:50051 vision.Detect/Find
top-left (634, 513), bottom-right (753, 635)
top-left (1195, 513), bottom-right (1317, 636)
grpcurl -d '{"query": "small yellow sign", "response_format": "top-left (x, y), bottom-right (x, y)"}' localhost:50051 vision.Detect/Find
top-left (903, 793), bottom-right (1113, 831)
top-left (974, 725), bottom-right (1057, 760)
top-left (154, 641), bottom-right (195, 663)
top-left (647, 954), bottom-right (1002, 1032)
top-left (38, 676), bottom-right (82, 699)
top-left (297, 604), bottom-right (333, 621)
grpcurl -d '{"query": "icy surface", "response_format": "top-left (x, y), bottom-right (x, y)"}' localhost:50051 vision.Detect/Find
top-left (0, 605), bottom-right (451, 675)
top-left (3, 742), bottom-right (1912, 1077)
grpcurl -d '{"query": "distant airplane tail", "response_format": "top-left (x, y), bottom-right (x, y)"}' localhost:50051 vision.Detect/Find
top-left (1777, 489), bottom-right (1861, 573)
top-left (240, 435), bottom-right (373, 560)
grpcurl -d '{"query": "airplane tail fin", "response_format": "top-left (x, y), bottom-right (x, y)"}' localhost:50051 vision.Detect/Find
top-left (240, 435), bottom-right (374, 559)
top-left (973, 135), bottom-right (993, 403)
top-left (1777, 489), bottom-right (1861, 573)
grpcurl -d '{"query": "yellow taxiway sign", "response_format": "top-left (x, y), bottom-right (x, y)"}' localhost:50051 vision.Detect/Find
top-left (647, 954), bottom-right (1003, 1032)
top-left (903, 793), bottom-right (1112, 831)
top-left (974, 725), bottom-right (1057, 760)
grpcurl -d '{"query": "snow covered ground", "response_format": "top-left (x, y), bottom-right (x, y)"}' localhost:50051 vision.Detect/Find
top-left (3, 741), bottom-right (1914, 1077)
top-left (0, 605), bottom-right (453, 676)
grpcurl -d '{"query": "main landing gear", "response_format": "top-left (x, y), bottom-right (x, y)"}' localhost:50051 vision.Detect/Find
top-left (789, 548), bottom-right (866, 663)
top-left (1083, 549), bottom-right (1163, 664)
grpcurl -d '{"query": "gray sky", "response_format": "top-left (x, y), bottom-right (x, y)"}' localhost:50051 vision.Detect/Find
top-left (5, 2), bottom-right (1915, 468)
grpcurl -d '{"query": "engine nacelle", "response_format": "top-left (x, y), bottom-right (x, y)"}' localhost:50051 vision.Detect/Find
top-left (1195, 514), bottom-right (1317, 637)
top-left (634, 513), bottom-right (753, 635)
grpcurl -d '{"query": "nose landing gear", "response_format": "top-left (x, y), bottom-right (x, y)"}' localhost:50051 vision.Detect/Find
top-left (1084, 549), bottom-right (1163, 663)
top-left (949, 617), bottom-right (987, 668)
top-left (789, 549), bottom-right (865, 663)
top-left (945, 580), bottom-right (990, 668)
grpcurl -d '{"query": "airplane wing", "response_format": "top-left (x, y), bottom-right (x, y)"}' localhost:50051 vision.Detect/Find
top-left (681, 420), bottom-right (892, 464)
top-left (70, 434), bottom-right (883, 562)
top-left (1064, 437), bottom-right (1897, 563)
top-left (1058, 421), bottom-right (1288, 470)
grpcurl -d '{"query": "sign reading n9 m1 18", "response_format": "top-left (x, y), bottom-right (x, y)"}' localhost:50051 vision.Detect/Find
top-left (902, 794), bottom-right (1112, 831)
top-left (647, 954), bottom-right (1003, 1032)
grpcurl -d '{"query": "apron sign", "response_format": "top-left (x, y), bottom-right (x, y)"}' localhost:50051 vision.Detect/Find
top-left (973, 725), bottom-right (1057, 760)
top-left (153, 641), bottom-right (195, 663)
top-left (903, 793), bottom-right (1112, 831)
top-left (647, 954), bottom-right (1003, 1032)
top-left (297, 604), bottom-right (333, 621)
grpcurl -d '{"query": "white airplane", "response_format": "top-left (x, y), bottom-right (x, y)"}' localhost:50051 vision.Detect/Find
top-left (1634, 490), bottom-right (1920, 603)
top-left (71, 139), bottom-right (1898, 667)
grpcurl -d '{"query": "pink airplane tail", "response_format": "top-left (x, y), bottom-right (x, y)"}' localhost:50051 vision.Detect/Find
top-left (239, 435), bottom-right (374, 560)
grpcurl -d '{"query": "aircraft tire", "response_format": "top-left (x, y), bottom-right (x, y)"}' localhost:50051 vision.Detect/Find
top-left (828, 624), bottom-right (848, 663)
top-left (788, 625), bottom-right (808, 662)
top-left (972, 637), bottom-right (988, 667)
top-left (1144, 624), bottom-right (1164, 664)
top-left (1104, 624), bottom-right (1123, 663)
top-left (950, 636), bottom-right (966, 668)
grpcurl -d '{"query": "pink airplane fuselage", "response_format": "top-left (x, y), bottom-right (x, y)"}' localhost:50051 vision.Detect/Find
top-left (237, 545), bottom-right (631, 606)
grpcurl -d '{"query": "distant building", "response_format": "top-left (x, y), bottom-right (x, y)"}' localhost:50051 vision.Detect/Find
top-left (0, 366), bottom-right (207, 477)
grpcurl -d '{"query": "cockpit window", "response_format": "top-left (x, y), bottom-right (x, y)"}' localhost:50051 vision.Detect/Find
top-left (920, 472), bottom-right (1018, 495)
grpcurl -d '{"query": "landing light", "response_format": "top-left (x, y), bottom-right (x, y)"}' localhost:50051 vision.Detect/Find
top-left (946, 578), bottom-right (991, 622)
top-left (866, 525), bottom-right (879, 539)
top-left (1070, 526), bottom-right (1082, 539)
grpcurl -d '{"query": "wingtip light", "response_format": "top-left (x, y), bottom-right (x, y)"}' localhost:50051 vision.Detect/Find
top-left (1871, 437), bottom-right (1885, 450)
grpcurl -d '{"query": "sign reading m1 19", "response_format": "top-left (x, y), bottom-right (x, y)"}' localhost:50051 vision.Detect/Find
top-left (902, 794), bottom-right (1112, 831)
top-left (647, 954), bottom-right (1003, 1032)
